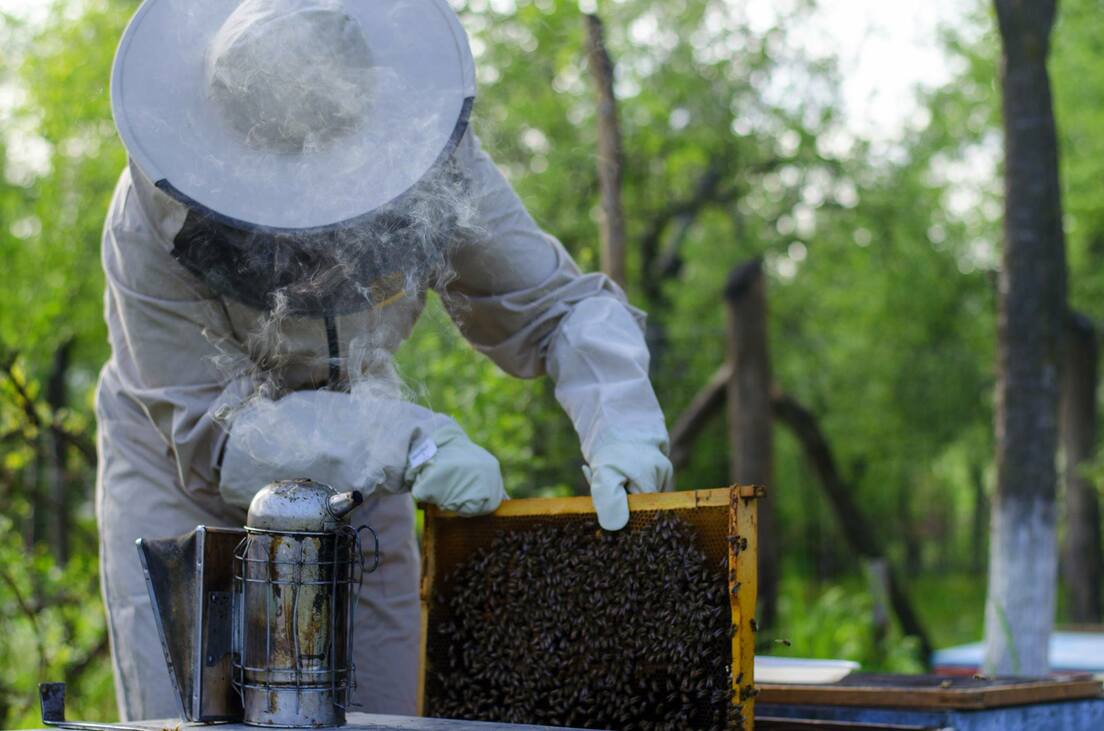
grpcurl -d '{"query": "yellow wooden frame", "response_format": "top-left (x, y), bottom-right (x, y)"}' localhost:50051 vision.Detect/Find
top-left (418, 485), bottom-right (761, 730)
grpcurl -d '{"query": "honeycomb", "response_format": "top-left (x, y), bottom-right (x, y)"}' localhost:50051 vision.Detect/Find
top-left (418, 486), bottom-right (759, 731)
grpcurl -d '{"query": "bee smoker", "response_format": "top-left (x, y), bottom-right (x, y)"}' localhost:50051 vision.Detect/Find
top-left (231, 479), bottom-right (377, 726)
top-left (113, 479), bottom-right (377, 729)
top-left (38, 479), bottom-right (378, 730)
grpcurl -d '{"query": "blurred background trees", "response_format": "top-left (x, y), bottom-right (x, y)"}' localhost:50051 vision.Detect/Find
top-left (1, 0), bottom-right (1102, 725)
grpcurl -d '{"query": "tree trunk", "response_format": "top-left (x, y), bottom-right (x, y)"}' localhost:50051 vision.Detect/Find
top-left (899, 487), bottom-right (921, 575)
top-left (865, 558), bottom-right (891, 659)
top-left (25, 457), bottom-right (41, 550)
top-left (985, 0), bottom-right (1067, 675)
top-left (970, 461), bottom-right (988, 575)
top-left (1061, 312), bottom-right (1101, 623)
top-left (724, 260), bottom-right (779, 628)
top-left (584, 13), bottom-right (627, 289)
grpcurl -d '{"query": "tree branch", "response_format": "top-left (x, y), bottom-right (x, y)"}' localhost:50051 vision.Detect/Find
top-left (0, 565), bottom-right (47, 679)
top-left (640, 154), bottom-right (801, 297)
top-left (1, 349), bottom-right (43, 431)
top-left (584, 13), bottom-right (627, 289)
top-left (642, 164), bottom-right (726, 298)
top-left (0, 350), bottom-right (96, 465)
top-left (669, 363), bottom-right (731, 470)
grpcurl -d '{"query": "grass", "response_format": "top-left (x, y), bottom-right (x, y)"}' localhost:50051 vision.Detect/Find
top-left (911, 573), bottom-right (987, 650)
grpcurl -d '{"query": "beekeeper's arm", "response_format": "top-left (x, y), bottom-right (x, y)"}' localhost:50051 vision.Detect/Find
top-left (107, 164), bottom-right (503, 515)
top-left (102, 165), bottom-right (257, 496)
top-left (442, 131), bottom-right (673, 530)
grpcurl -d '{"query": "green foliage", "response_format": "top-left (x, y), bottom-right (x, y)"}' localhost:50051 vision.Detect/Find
top-left (770, 579), bottom-right (925, 674)
top-left (0, 512), bottom-right (115, 727)
top-left (1051, 0), bottom-right (1104, 320)
top-left (1, 4), bottom-right (129, 723)
top-left (1, 0), bottom-right (127, 371)
top-left (910, 573), bottom-right (989, 650)
top-left (767, 573), bottom-right (993, 674)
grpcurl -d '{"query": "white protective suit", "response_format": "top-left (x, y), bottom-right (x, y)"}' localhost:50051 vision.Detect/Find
top-left (97, 128), bottom-right (671, 720)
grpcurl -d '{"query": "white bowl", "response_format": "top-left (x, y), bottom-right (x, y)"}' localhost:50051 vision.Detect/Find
top-left (754, 656), bottom-right (861, 685)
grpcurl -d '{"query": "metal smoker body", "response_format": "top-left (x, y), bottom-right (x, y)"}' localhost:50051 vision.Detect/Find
top-left (234, 480), bottom-right (372, 727)
top-left (37, 480), bottom-right (376, 730)
top-left (98, 479), bottom-right (378, 730)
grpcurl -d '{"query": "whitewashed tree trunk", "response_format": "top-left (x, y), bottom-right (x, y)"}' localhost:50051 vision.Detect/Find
top-left (984, 499), bottom-right (1057, 673)
top-left (984, 0), bottom-right (1066, 676)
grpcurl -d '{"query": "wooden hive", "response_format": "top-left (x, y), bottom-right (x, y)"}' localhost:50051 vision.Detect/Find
top-left (418, 485), bottom-right (761, 730)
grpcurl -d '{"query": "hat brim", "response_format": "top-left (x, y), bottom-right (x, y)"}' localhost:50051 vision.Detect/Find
top-left (112, 0), bottom-right (476, 232)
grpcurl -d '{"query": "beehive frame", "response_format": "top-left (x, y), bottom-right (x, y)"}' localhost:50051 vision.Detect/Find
top-left (418, 485), bottom-right (761, 730)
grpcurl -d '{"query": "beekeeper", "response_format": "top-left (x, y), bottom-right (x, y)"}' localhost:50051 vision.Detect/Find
top-left (99, 0), bottom-right (672, 721)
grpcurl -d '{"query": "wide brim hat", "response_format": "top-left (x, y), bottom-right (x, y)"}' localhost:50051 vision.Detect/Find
top-left (111, 0), bottom-right (475, 233)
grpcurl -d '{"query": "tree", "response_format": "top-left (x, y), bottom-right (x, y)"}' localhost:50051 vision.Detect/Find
top-left (983, 0), bottom-right (1067, 675)
top-left (583, 13), bottom-right (627, 289)
top-left (1060, 313), bottom-right (1101, 623)
top-left (724, 260), bottom-right (779, 627)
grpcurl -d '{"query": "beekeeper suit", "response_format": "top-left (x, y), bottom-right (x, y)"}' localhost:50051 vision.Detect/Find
top-left (98, 0), bottom-right (672, 721)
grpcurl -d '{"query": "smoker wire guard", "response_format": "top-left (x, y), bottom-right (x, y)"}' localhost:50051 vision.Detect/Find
top-left (417, 485), bottom-right (762, 730)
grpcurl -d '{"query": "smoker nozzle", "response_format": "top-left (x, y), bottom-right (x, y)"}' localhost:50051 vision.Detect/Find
top-left (328, 490), bottom-right (363, 520)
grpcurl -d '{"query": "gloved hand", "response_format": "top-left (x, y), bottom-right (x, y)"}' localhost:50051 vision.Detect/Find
top-left (583, 438), bottom-right (674, 531)
top-left (407, 422), bottom-right (507, 516)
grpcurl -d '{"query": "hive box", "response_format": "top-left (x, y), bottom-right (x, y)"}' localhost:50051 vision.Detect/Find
top-left (757, 672), bottom-right (1104, 731)
top-left (417, 485), bottom-right (761, 730)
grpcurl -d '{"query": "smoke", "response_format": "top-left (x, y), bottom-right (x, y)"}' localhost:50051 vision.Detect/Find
top-left (198, 147), bottom-right (485, 502)
top-left (202, 148), bottom-right (482, 397)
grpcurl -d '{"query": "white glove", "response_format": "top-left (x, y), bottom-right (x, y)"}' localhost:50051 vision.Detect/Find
top-left (219, 389), bottom-right (450, 509)
top-left (582, 438), bottom-right (674, 531)
top-left (544, 296), bottom-right (674, 529)
top-left (407, 422), bottom-right (507, 516)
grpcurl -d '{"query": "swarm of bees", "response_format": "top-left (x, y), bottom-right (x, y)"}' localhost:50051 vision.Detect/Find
top-left (430, 513), bottom-right (741, 730)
